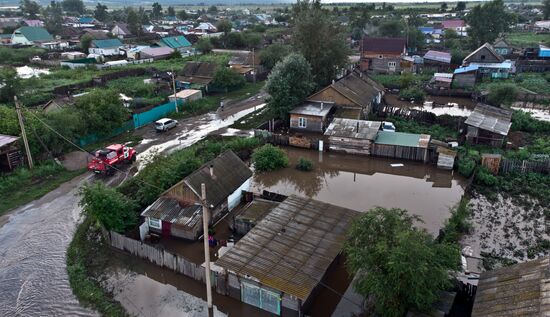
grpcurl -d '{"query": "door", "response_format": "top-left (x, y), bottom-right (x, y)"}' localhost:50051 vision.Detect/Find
top-left (123, 147), bottom-right (129, 159)
top-left (161, 221), bottom-right (171, 237)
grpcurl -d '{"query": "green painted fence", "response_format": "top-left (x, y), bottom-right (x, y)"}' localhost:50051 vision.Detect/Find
top-left (132, 100), bottom-right (183, 129)
top-left (77, 120), bottom-right (134, 147)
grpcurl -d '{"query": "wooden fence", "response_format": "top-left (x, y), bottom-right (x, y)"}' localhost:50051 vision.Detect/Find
top-left (500, 158), bottom-right (550, 174)
top-left (109, 231), bottom-right (206, 283)
top-left (375, 105), bottom-right (437, 124)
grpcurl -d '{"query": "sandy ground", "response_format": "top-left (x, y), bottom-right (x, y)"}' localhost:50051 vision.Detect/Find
top-left (461, 192), bottom-right (549, 271)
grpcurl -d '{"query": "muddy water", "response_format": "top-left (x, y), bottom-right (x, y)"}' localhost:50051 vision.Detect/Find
top-left (0, 174), bottom-right (98, 317)
top-left (252, 148), bottom-right (466, 234)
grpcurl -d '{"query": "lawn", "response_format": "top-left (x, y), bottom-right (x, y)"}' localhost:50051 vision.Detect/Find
top-left (505, 32), bottom-right (550, 48)
top-left (476, 72), bottom-right (550, 95)
top-left (0, 162), bottom-right (85, 216)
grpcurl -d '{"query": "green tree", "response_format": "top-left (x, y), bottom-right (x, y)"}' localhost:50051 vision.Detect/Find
top-left (207, 5), bottom-right (218, 13)
top-left (265, 53), bottom-right (315, 120)
top-left (20, 0), bottom-right (41, 18)
top-left (378, 19), bottom-right (404, 37)
top-left (440, 2), bottom-right (448, 11)
top-left (466, 0), bottom-right (516, 47)
top-left (151, 2), bottom-right (162, 20)
top-left (243, 32), bottom-right (262, 49)
top-left (455, 1), bottom-right (466, 11)
top-left (292, 0), bottom-right (350, 87)
top-left (126, 7), bottom-right (141, 36)
top-left (94, 3), bottom-right (109, 22)
top-left (225, 32), bottom-right (245, 48)
top-left (407, 28), bottom-right (425, 51)
top-left (61, 0), bottom-right (85, 15)
top-left (544, 0), bottom-right (550, 20)
top-left (167, 6), bottom-right (175, 17)
top-left (345, 208), bottom-right (460, 317)
top-left (43, 1), bottom-right (64, 34)
top-left (260, 43), bottom-right (292, 69)
top-left (137, 7), bottom-right (150, 25)
top-left (79, 182), bottom-right (138, 233)
top-left (487, 83), bottom-right (519, 106)
top-left (217, 19), bottom-right (233, 35)
top-left (212, 67), bottom-right (245, 91)
top-left (73, 89), bottom-right (128, 134)
top-left (252, 144), bottom-right (289, 171)
top-left (80, 34), bottom-right (93, 52)
top-left (177, 10), bottom-right (188, 21)
top-left (196, 37), bottom-right (213, 53)
top-left (0, 68), bottom-right (22, 103)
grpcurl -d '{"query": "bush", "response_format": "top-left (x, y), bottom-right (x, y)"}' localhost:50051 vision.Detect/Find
top-left (252, 144), bottom-right (288, 171)
top-left (487, 83), bottom-right (518, 106)
top-left (212, 67), bottom-right (246, 91)
top-left (296, 157), bottom-right (313, 171)
top-left (440, 199), bottom-right (472, 244)
top-left (458, 159), bottom-right (476, 178)
top-left (475, 166), bottom-right (498, 187)
top-left (511, 110), bottom-right (550, 133)
top-left (399, 87), bottom-right (425, 102)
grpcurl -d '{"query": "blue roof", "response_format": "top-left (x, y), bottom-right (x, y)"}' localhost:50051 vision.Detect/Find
top-left (159, 35), bottom-right (191, 49)
top-left (539, 46), bottom-right (550, 58)
top-left (79, 17), bottom-right (94, 23)
top-left (454, 65), bottom-right (479, 74)
top-left (419, 26), bottom-right (434, 34)
top-left (92, 38), bottom-right (123, 49)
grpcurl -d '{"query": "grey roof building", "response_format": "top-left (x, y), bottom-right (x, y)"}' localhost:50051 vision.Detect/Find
top-left (465, 104), bottom-right (512, 146)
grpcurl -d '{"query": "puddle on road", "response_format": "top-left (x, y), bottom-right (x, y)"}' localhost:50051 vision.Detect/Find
top-left (136, 104), bottom-right (265, 170)
top-left (252, 147), bottom-right (466, 234)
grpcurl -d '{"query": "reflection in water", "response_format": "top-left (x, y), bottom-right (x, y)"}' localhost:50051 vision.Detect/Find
top-left (252, 147), bottom-right (466, 234)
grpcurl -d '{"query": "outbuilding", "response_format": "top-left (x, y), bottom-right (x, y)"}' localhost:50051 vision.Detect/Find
top-left (465, 103), bottom-right (512, 147)
top-left (324, 118), bottom-right (381, 155)
top-left (372, 131), bottom-right (431, 162)
top-left (168, 89), bottom-right (203, 103)
top-left (0, 134), bottom-right (22, 172)
top-left (289, 101), bottom-right (334, 133)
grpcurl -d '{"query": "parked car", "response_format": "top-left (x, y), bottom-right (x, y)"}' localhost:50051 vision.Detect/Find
top-left (87, 144), bottom-right (137, 175)
top-left (381, 121), bottom-right (396, 132)
top-left (155, 118), bottom-right (178, 132)
top-left (31, 56), bottom-right (41, 62)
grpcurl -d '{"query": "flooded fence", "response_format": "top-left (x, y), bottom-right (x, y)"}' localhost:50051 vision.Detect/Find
top-left (375, 105), bottom-right (437, 124)
top-left (500, 158), bottom-right (550, 174)
top-left (109, 231), bottom-right (206, 283)
top-left (254, 130), bottom-right (325, 151)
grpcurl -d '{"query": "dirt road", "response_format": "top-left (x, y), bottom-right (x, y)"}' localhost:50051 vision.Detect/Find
top-left (0, 92), bottom-right (266, 316)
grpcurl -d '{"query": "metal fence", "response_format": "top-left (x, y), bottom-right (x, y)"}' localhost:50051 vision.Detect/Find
top-left (132, 100), bottom-right (183, 129)
top-left (500, 158), bottom-right (550, 174)
top-left (109, 231), bottom-right (206, 283)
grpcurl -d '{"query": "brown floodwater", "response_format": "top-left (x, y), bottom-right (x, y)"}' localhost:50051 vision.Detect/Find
top-left (251, 147), bottom-right (467, 234)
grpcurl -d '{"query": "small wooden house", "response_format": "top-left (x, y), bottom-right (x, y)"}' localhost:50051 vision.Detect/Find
top-left (0, 134), bottom-right (22, 172)
top-left (463, 43), bottom-right (504, 64)
top-left (465, 104), bottom-right (512, 147)
top-left (324, 118), bottom-right (381, 155)
top-left (177, 61), bottom-right (218, 90)
top-left (360, 37), bottom-right (407, 73)
top-left (452, 65), bottom-right (479, 89)
top-left (372, 131), bottom-right (431, 162)
top-left (289, 101), bottom-right (334, 133)
top-left (141, 150), bottom-right (252, 240)
top-left (423, 50), bottom-right (452, 72)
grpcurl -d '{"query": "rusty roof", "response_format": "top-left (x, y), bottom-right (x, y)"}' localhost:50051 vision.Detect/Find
top-left (0, 134), bottom-right (19, 148)
top-left (215, 195), bottom-right (360, 300)
top-left (472, 256), bottom-right (550, 316)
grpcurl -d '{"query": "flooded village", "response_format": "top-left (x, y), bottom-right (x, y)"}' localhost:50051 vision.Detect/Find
top-left (0, 0), bottom-right (550, 317)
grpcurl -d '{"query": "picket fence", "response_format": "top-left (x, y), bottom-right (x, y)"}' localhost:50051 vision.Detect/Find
top-left (500, 158), bottom-right (550, 174)
top-left (109, 231), bottom-right (206, 282)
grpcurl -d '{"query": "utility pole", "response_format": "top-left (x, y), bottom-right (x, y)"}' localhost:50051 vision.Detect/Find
top-left (252, 47), bottom-right (256, 84)
top-left (171, 67), bottom-right (179, 113)
top-left (201, 183), bottom-right (213, 311)
top-left (14, 96), bottom-right (33, 169)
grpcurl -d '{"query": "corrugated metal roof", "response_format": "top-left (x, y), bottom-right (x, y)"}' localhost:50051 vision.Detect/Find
top-left (454, 65), bottom-right (479, 74)
top-left (91, 38), bottom-right (123, 49)
top-left (289, 101), bottom-right (334, 117)
top-left (215, 195), bottom-right (360, 300)
top-left (472, 256), bottom-right (550, 316)
top-left (184, 150), bottom-right (252, 208)
top-left (141, 197), bottom-right (202, 227)
top-left (16, 26), bottom-right (53, 42)
top-left (324, 118), bottom-right (381, 140)
top-left (424, 50), bottom-right (451, 64)
top-left (469, 61), bottom-right (513, 69)
top-left (375, 131), bottom-right (430, 148)
top-left (141, 46), bottom-right (174, 57)
top-left (0, 134), bottom-right (19, 148)
top-left (159, 35), bottom-right (191, 49)
top-left (465, 104), bottom-right (512, 136)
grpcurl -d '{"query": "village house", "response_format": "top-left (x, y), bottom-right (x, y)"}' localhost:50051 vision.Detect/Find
top-left (492, 38), bottom-right (512, 57)
top-left (215, 195), bottom-right (360, 316)
top-left (441, 19), bottom-right (467, 36)
top-left (422, 50), bottom-right (452, 72)
top-left (139, 46), bottom-right (174, 60)
top-left (111, 23), bottom-right (132, 38)
top-left (360, 37), bottom-right (407, 73)
top-left (289, 101), bottom-right (334, 133)
top-left (81, 29), bottom-right (109, 40)
top-left (141, 150), bottom-right (252, 240)
top-left (0, 134), bottom-right (22, 172)
top-left (89, 38), bottom-right (123, 56)
top-left (324, 118), bottom-right (381, 155)
top-left (472, 256), bottom-right (550, 316)
top-left (465, 104), bottom-right (512, 147)
top-left (463, 43), bottom-right (514, 79)
top-left (157, 35), bottom-right (192, 54)
top-left (372, 131), bottom-right (431, 162)
top-left (307, 69), bottom-right (384, 119)
top-left (177, 61), bottom-right (218, 90)
top-left (11, 26), bottom-right (53, 45)
top-left (22, 19), bottom-right (44, 27)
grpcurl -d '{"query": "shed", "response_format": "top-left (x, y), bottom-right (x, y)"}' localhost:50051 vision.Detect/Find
top-left (436, 147), bottom-right (457, 170)
top-left (324, 118), bottom-right (381, 155)
top-left (0, 134), bottom-right (22, 172)
top-left (232, 198), bottom-right (279, 236)
top-left (472, 256), bottom-right (550, 316)
top-left (423, 50), bottom-right (452, 72)
top-left (465, 104), bottom-right (512, 147)
top-left (372, 131), bottom-right (431, 162)
top-left (215, 195), bottom-right (360, 316)
top-left (452, 65), bottom-right (479, 89)
top-left (289, 101), bottom-right (334, 133)
top-left (141, 197), bottom-right (202, 240)
top-left (168, 89), bottom-right (202, 103)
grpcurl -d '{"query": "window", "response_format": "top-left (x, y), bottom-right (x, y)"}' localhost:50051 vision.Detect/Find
top-left (378, 55), bottom-right (383, 59)
top-left (149, 218), bottom-right (161, 229)
top-left (298, 117), bottom-right (307, 128)
top-left (480, 55), bottom-right (486, 60)
top-left (388, 61), bottom-right (397, 67)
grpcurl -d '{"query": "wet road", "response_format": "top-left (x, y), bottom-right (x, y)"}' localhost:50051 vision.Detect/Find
top-left (0, 95), bottom-right (266, 316)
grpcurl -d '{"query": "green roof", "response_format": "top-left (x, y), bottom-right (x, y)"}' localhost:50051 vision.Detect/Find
top-left (15, 26), bottom-right (53, 42)
top-left (91, 38), bottom-right (123, 49)
top-left (375, 131), bottom-right (430, 148)
top-left (159, 35), bottom-right (191, 49)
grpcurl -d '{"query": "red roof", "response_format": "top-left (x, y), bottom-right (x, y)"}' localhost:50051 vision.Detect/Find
top-left (362, 37), bottom-right (406, 54)
top-left (441, 20), bottom-right (465, 29)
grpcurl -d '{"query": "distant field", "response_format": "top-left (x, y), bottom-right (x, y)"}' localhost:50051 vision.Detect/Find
top-left (506, 32), bottom-right (550, 47)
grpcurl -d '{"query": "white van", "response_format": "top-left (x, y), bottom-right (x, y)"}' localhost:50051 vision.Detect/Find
top-left (155, 118), bottom-right (178, 132)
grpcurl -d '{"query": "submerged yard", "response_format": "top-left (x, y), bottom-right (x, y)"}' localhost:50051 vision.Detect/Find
top-left (251, 147), bottom-right (467, 234)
